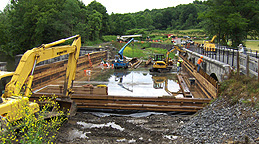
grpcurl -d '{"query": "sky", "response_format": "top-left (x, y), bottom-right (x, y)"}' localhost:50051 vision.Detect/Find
top-left (0, 0), bottom-right (197, 14)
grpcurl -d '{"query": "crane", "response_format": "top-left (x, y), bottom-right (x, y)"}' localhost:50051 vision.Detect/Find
top-left (113, 38), bottom-right (134, 69)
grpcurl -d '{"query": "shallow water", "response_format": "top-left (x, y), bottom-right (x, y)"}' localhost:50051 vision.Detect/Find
top-left (107, 70), bottom-right (181, 97)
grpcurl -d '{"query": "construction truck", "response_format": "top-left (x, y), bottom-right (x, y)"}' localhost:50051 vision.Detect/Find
top-left (202, 35), bottom-right (217, 52)
top-left (112, 38), bottom-right (134, 69)
top-left (0, 35), bottom-right (81, 129)
top-left (149, 45), bottom-right (186, 72)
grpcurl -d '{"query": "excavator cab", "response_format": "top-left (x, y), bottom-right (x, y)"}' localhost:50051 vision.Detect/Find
top-left (154, 54), bottom-right (165, 61)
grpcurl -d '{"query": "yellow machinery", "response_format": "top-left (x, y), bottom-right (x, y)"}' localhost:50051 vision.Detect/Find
top-left (0, 35), bottom-right (81, 125)
top-left (149, 45), bottom-right (186, 72)
top-left (203, 35), bottom-right (217, 52)
top-left (152, 75), bottom-right (176, 96)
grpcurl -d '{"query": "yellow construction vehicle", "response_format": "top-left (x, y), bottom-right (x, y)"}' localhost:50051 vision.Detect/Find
top-left (0, 35), bottom-right (81, 126)
top-left (149, 45), bottom-right (186, 72)
top-left (202, 35), bottom-right (217, 52)
top-left (152, 75), bottom-right (180, 96)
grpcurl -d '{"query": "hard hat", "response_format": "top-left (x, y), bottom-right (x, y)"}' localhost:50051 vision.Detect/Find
top-left (239, 44), bottom-right (243, 47)
top-left (178, 60), bottom-right (180, 62)
top-left (200, 56), bottom-right (203, 58)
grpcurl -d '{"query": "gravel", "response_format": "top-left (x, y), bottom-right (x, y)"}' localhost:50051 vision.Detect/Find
top-left (173, 97), bottom-right (259, 143)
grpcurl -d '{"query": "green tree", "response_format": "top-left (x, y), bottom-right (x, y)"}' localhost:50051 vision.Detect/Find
top-left (87, 10), bottom-right (102, 41)
top-left (85, 1), bottom-right (109, 38)
top-left (200, 0), bottom-right (259, 47)
top-left (1, 0), bottom-right (90, 55)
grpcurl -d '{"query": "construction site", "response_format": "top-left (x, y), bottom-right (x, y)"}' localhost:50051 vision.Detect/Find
top-left (1, 36), bottom-right (258, 144)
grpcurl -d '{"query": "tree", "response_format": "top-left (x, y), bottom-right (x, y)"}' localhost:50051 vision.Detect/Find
top-left (1, 0), bottom-right (90, 55)
top-left (200, 0), bottom-right (259, 47)
top-left (85, 1), bottom-right (109, 38)
top-left (87, 10), bottom-right (102, 41)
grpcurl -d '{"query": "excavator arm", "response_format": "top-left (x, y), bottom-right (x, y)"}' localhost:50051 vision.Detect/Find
top-left (3, 35), bottom-right (81, 98)
top-left (165, 45), bottom-right (186, 64)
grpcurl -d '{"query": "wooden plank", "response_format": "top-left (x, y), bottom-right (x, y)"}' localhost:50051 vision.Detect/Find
top-left (181, 57), bottom-right (217, 99)
top-left (32, 93), bottom-right (211, 103)
top-left (77, 103), bottom-right (203, 112)
top-left (72, 99), bottom-right (207, 107)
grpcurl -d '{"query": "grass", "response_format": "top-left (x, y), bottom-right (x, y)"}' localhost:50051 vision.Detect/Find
top-left (122, 43), bottom-right (176, 60)
top-left (219, 73), bottom-right (259, 108)
top-left (245, 40), bottom-right (259, 51)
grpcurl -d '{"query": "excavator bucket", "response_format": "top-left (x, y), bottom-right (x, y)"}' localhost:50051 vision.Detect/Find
top-left (56, 99), bottom-right (77, 117)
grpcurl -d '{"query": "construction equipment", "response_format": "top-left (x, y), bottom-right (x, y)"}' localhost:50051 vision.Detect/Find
top-left (149, 45), bottom-right (186, 72)
top-left (202, 35), bottom-right (217, 52)
top-left (152, 75), bottom-right (172, 95)
top-left (117, 34), bottom-right (142, 42)
top-left (151, 74), bottom-right (182, 97)
top-left (112, 38), bottom-right (134, 69)
top-left (0, 35), bottom-right (81, 125)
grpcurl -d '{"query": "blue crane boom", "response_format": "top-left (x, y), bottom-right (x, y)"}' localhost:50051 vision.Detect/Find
top-left (118, 38), bottom-right (134, 59)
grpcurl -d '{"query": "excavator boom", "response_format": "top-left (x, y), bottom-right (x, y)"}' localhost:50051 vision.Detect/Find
top-left (3, 35), bottom-right (81, 98)
top-left (150, 45), bottom-right (186, 72)
top-left (1, 35), bottom-right (81, 122)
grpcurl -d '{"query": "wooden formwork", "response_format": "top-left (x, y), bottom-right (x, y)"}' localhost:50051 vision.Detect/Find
top-left (30, 91), bottom-right (211, 112)
top-left (31, 84), bottom-right (211, 112)
top-left (180, 55), bottom-right (218, 99)
top-left (32, 51), bottom-right (107, 89)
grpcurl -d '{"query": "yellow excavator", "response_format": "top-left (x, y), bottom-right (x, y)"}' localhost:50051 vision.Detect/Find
top-left (152, 75), bottom-right (181, 96)
top-left (202, 35), bottom-right (217, 52)
top-left (0, 35), bottom-right (81, 126)
top-left (149, 45), bottom-right (186, 72)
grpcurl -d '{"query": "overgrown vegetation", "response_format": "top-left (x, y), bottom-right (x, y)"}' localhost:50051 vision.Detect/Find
top-left (219, 73), bottom-right (259, 108)
top-left (1, 0), bottom-right (258, 56)
top-left (111, 42), bottom-right (176, 60)
top-left (0, 96), bottom-right (67, 143)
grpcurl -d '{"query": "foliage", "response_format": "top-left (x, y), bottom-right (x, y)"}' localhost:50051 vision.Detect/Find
top-left (0, 96), bottom-right (67, 143)
top-left (102, 35), bottom-right (117, 42)
top-left (199, 0), bottom-right (259, 47)
top-left (219, 73), bottom-right (259, 106)
top-left (118, 42), bottom-right (175, 60)
top-left (0, 0), bottom-right (258, 56)
top-left (0, 0), bottom-right (108, 56)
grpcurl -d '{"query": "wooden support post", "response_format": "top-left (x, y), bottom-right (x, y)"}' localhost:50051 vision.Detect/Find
top-left (237, 52), bottom-right (240, 76)
top-left (246, 54), bottom-right (249, 76)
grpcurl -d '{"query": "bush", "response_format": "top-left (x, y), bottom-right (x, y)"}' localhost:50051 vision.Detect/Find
top-left (0, 96), bottom-right (67, 143)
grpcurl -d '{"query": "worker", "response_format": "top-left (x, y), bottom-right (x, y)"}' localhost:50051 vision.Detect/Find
top-left (177, 59), bottom-right (183, 73)
top-left (238, 44), bottom-right (246, 54)
top-left (197, 56), bottom-right (203, 72)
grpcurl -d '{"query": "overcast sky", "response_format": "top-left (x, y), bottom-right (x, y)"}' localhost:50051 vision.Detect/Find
top-left (1, 0), bottom-right (198, 14)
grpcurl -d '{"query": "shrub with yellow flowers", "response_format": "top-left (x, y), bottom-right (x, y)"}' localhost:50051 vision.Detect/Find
top-left (0, 95), bottom-right (68, 144)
